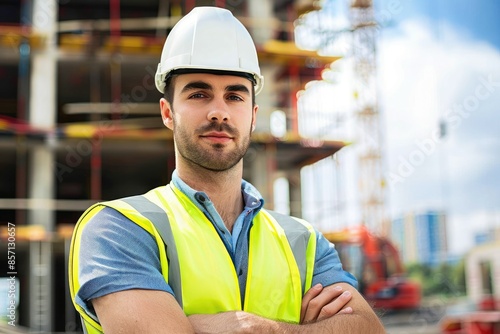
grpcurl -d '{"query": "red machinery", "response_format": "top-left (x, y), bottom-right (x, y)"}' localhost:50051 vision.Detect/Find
top-left (323, 226), bottom-right (421, 310)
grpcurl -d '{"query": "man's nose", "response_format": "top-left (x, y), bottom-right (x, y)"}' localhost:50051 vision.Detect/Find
top-left (207, 98), bottom-right (230, 122)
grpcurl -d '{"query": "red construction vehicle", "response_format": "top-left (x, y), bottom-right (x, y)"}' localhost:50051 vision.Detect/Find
top-left (323, 226), bottom-right (421, 310)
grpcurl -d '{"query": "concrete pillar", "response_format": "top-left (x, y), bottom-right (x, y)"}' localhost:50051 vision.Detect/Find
top-left (27, 0), bottom-right (58, 331)
top-left (273, 173), bottom-right (290, 215)
top-left (247, 144), bottom-right (275, 206)
top-left (28, 0), bottom-right (58, 227)
top-left (287, 169), bottom-right (302, 218)
top-left (246, 0), bottom-right (273, 45)
top-left (27, 145), bottom-right (55, 229)
top-left (494, 251), bottom-right (500, 301)
top-left (29, 0), bottom-right (58, 129)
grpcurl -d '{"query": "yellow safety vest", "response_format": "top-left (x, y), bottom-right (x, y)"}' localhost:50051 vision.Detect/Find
top-left (69, 184), bottom-right (317, 333)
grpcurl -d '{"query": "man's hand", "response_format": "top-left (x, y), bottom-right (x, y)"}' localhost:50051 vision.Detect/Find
top-left (188, 284), bottom-right (361, 334)
top-left (300, 284), bottom-right (353, 324)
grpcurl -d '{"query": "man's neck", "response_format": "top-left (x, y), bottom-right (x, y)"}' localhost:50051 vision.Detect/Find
top-left (177, 164), bottom-right (244, 232)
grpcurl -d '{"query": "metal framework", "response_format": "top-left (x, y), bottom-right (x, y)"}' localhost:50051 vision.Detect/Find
top-left (350, 0), bottom-right (386, 232)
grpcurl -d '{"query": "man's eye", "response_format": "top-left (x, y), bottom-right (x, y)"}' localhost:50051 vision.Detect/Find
top-left (189, 93), bottom-right (206, 99)
top-left (227, 95), bottom-right (243, 101)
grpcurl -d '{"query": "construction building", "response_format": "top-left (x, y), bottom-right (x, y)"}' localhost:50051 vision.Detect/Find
top-left (0, 0), bottom-right (349, 331)
top-left (466, 241), bottom-right (500, 304)
top-left (391, 210), bottom-right (449, 266)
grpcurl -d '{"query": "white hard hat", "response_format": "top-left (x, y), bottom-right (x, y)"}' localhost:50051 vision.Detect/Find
top-left (155, 7), bottom-right (264, 95)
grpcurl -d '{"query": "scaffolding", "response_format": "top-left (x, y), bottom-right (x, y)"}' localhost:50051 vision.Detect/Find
top-left (292, 0), bottom-right (387, 232)
top-left (350, 0), bottom-right (387, 233)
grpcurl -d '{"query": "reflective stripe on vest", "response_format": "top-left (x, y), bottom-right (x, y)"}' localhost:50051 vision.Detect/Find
top-left (69, 184), bottom-right (317, 332)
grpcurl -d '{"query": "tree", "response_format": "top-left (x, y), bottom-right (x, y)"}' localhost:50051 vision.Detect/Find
top-left (404, 261), bottom-right (465, 297)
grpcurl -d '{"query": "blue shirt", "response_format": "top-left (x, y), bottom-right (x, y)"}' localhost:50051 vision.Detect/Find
top-left (76, 171), bottom-right (358, 320)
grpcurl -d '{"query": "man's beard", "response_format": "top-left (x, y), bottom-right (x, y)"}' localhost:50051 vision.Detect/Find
top-left (174, 121), bottom-right (252, 172)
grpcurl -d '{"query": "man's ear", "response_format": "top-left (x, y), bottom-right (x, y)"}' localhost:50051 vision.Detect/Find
top-left (251, 104), bottom-right (259, 132)
top-left (160, 98), bottom-right (174, 130)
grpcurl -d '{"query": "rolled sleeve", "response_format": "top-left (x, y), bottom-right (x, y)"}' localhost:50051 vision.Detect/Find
top-left (312, 230), bottom-right (359, 289)
top-left (76, 207), bottom-right (174, 319)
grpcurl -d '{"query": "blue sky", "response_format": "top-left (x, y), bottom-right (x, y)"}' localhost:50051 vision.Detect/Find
top-left (296, 0), bottom-right (500, 255)
top-left (389, 0), bottom-right (500, 47)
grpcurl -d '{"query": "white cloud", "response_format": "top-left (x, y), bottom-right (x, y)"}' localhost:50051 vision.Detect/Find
top-left (379, 19), bottom-right (500, 254)
top-left (449, 211), bottom-right (500, 255)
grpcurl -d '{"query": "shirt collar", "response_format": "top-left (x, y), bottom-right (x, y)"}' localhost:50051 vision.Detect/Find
top-left (170, 169), bottom-right (264, 212)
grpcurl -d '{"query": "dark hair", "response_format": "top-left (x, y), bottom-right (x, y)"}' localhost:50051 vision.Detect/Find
top-left (163, 75), bottom-right (177, 106)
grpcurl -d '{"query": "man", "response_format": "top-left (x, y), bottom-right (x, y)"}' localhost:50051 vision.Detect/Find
top-left (69, 7), bottom-right (385, 333)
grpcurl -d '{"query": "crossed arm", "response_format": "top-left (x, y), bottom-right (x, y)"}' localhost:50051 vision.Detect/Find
top-left (93, 282), bottom-right (385, 333)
